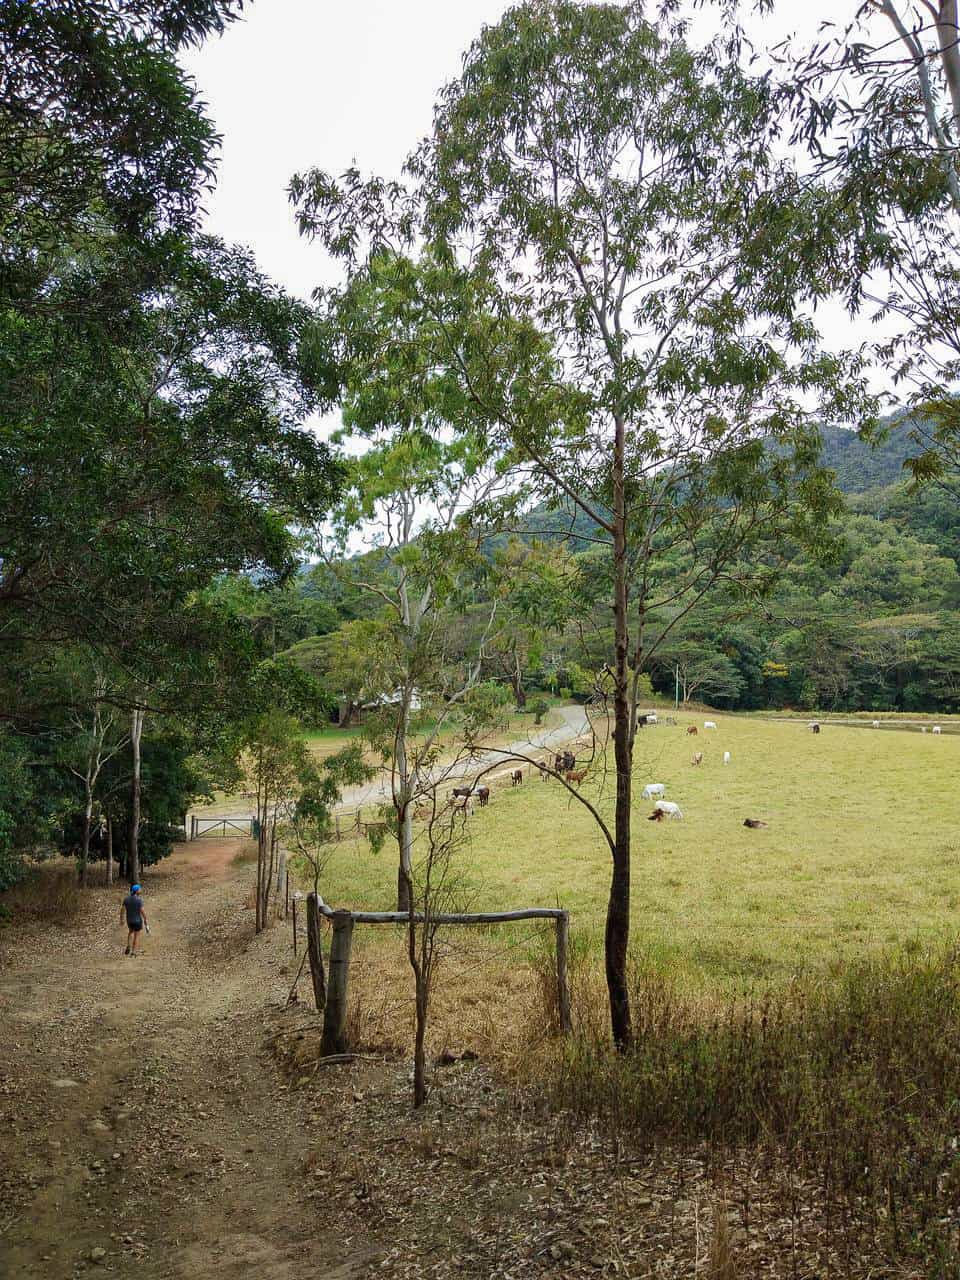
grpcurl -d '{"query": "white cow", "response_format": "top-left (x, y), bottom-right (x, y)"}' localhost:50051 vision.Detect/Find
top-left (933, 725), bottom-right (942, 735)
top-left (646, 713), bottom-right (658, 725)
top-left (653, 800), bottom-right (683, 820)
top-left (872, 720), bottom-right (880, 728)
top-left (723, 751), bottom-right (731, 765)
top-left (704, 720), bottom-right (718, 730)
top-left (642, 783), bottom-right (666, 800)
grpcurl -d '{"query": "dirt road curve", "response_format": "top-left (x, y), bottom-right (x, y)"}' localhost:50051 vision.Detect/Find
top-left (0, 843), bottom-right (364, 1280)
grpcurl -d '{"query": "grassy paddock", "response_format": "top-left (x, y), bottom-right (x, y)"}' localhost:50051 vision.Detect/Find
top-left (303, 699), bottom-right (567, 760)
top-left (313, 715), bottom-right (960, 985)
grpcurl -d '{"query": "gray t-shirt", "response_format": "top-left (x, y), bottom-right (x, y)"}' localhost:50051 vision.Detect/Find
top-left (122, 893), bottom-right (143, 926)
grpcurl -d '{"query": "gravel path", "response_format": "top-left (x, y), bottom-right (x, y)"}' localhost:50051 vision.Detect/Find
top-left (190, 704), bottom-right (593, 823)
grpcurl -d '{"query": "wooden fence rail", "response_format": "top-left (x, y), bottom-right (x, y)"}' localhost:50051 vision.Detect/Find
top-left (304, 891), bottom-right (571, 1055)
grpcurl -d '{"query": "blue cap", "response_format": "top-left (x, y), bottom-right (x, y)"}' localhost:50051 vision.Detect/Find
top-left (131, 884), bottom-right (141, 893)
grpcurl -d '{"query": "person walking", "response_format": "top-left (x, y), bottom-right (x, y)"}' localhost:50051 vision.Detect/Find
top-left (120, 884), bottom-right (149, 956)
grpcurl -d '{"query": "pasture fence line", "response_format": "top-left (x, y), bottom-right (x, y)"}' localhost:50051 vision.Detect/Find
top-left (299, 890), bottom-right (571, 1055)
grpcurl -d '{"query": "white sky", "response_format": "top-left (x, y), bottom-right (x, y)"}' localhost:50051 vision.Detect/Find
top-left (182, 0), bottom-right (514, 300)
top-left (182, 1), bottom-right (847, 304)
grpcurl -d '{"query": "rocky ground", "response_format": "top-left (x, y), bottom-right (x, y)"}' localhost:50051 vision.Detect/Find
top-left (0, 842), bottom-right (915, 1279)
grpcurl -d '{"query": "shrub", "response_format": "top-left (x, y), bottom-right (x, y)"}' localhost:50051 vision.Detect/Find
top-left (531, 697), bottom-right (550, 725)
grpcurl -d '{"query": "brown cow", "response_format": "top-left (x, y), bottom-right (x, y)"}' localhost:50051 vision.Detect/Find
top-left (477, 786), bottom-right (490, 807)
top-left (511, 769), bottom-right (523, 786)
top-left (686, 725), bottom-right (698, 736)
top-left (565, 769), bottom-right (587, 787)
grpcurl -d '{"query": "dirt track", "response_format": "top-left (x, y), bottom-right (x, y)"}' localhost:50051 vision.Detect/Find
top-left (0, 841), bottom-right (364, 1280)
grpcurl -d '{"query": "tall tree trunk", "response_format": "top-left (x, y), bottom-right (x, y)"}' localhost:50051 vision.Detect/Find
top-left (79, 788), bottom-right (93, 888)
top-left (128, 707), bottom-right (144, 885)
top-left (395, 688), bottom-right (415, 913)
top-left (606, 414), bottom-right (633, 1052)
top-left (106, 817), bottom-right (113, 887)
top-left (512, 650), bottom-right (526, 707)
top-left (937, 1), bottom-right (960, 140)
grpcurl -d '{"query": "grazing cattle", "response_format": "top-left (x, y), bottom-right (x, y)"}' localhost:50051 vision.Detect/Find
top-left (723, 751), bottom-right (731, 765)
top-left (638, 714), bottom-right (648, 729)
top-left (562, 750), bottom-right (576, 771)
top-left (933, 725), bottom-right (942, 735)
top-left (452, 786), bottom-right (473, 800)
top-left (743, 818), bottom-right (768, 829)
top-left (808, 722), bottom-right (820, 733)
top-left (565, 769), bottom-right (587, 787)
top-left (872, 720), bottom-right (880, 728)
top-left (538, 762), bottom-right (550, 780)
top-left (647, 713), bottom-right (658, 725)
top-left (554, 753), bottom-right (565, 773)
top-left (476, 786), bottom-right (490, 807)
top-left (691, 751), bottom-right (703, 766)
top-left (642, 783), bottom-right (665, 800)
top-left (812, 723), bottom-right (820, 734)
top-left (649, 800), bottom-right (683, 821)
top-left (704, 720), bottom-right (718, 730)
top-left (511, 769), bottom-right (523, 786)
top-left (687, 725), bottom-right (698, 736)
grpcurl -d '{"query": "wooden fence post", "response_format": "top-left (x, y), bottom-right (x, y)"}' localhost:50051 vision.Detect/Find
top-left (292, 896), bottom-right (298, 956)
top-left (306, 892), bottom-right (328, 1013)
top-left (555, 912), bottom-right (572, 1034)
top-left (321, 909), bottom-right (354, 1054)
top-left (335, 814), bottom-right (341, 841)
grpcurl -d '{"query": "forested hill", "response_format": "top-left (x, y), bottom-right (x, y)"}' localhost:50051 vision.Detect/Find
top-left (819, 417), bottom-right (917, 493)
top-left (511, 416), bottom-right (920, 546)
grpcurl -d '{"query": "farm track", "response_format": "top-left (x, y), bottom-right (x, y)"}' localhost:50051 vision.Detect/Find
top-left (191, 703), bottom-right (593, 822)
top-left (0, 842), bottom-right (366, 1280)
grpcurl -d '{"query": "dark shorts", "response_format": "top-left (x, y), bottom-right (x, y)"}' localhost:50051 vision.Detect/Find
top-left (126, 921), bottom-right (143, 932)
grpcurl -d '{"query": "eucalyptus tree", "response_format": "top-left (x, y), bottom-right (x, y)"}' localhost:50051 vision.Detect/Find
top-left (59, 670), bottom-right (130, 888)
top-left (293, 3), bottom-right (871, 1047)
top-left (778, 2), bottom-right (960, 483)
top-left (306, 420), bottom-right (503, 912)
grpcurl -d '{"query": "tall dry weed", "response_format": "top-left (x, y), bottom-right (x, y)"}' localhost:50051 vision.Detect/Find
top-left (518, 942), bottom-right (960, 1270)
top-left (3, 864), bottom-right (85, 925)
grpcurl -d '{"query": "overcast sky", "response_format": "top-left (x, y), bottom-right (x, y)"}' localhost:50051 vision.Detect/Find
top-left (182, 0), bottom-right (517, 300)
top-left (181, 2), bottom-right (841, 303)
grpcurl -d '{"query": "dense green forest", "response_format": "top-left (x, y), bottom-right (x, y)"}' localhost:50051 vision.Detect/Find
top-left (262, 422), bottom-right (960, 720)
